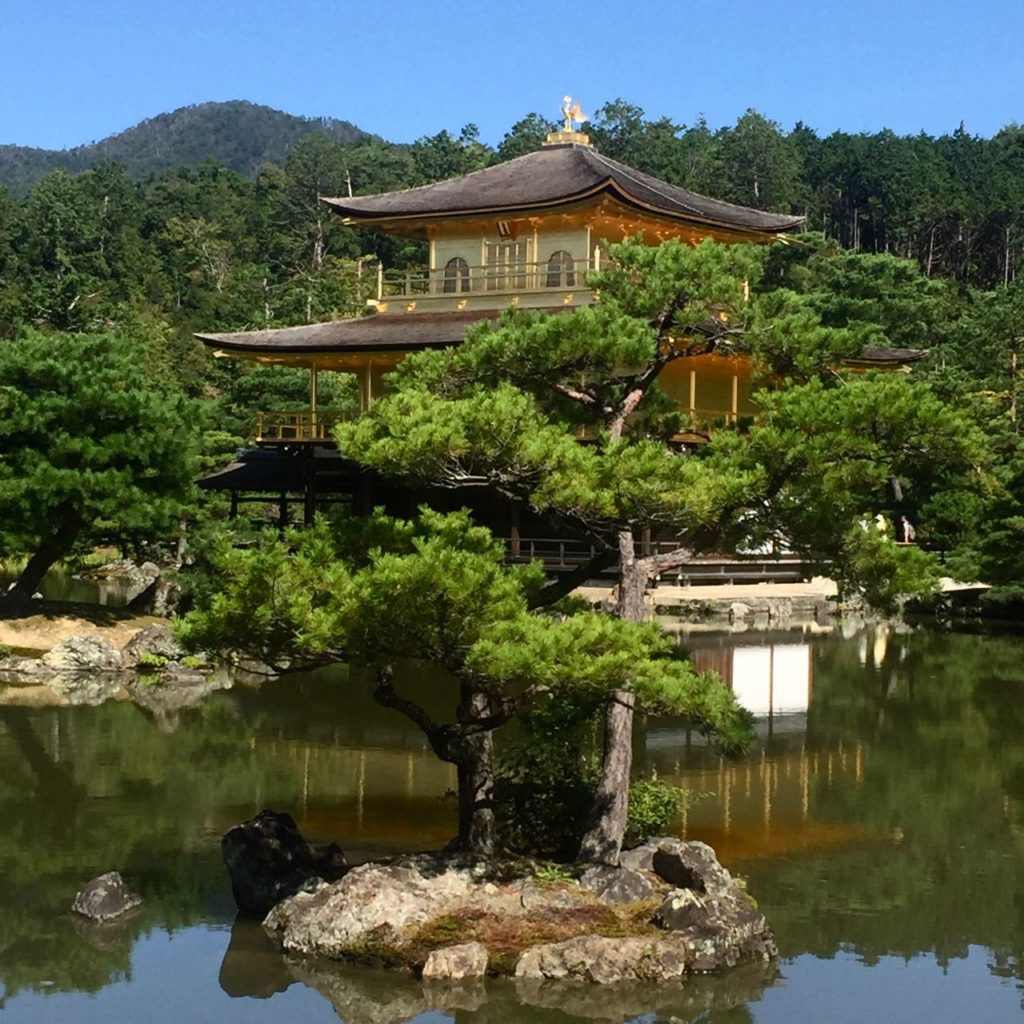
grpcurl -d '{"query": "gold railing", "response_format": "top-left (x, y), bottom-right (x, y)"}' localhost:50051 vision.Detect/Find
top-left (255, 411), bottom-right (352, 442)
top-left (379, 258), bottom-right (597, 300)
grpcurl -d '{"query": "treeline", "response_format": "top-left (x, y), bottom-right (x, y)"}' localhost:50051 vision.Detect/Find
top-left (4, 98), bottom-right (1023, 295)
top-left (580, 102), bottom-right (1024, 288)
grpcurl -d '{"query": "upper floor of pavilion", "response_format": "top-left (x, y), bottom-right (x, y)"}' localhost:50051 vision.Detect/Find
top-left (318, 130), bottom-right (804, 315)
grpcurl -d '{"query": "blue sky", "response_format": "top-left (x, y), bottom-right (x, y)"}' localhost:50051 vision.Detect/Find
top-left (3, 0), bottom-right (1022, 150)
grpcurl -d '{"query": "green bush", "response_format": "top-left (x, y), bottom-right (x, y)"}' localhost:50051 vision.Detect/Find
top-left (137, 651), bottom-right (170, 670)
top-left (495, 692), bottom-right (694, 859)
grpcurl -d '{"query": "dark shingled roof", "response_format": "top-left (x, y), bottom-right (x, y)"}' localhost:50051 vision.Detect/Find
top-left (845, 346), bottom-right (929, 367)
top-left (196, 448), bottom-right (309, 491)
top-left (322, 144), bottom-right (805, 235)
top-left (199, 314), bottom-right (928, 369)
top-left (196, 309), bottom-right (552, 355)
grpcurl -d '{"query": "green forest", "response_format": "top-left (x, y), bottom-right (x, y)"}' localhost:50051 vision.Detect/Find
top-left (1, 98), bottom-right (1023, 612)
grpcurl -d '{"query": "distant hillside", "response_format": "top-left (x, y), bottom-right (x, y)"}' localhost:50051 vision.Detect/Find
top-left (0, 100), bottom-right (372, 195)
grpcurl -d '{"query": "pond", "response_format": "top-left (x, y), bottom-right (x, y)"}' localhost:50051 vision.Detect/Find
top-left (2, 625), bottom-right (1024, 1022)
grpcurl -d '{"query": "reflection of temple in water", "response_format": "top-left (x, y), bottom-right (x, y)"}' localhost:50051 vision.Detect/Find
top-left (689, 635), bottom-right (813, 722)
top-left (644, 634), bottom-right (871, 862)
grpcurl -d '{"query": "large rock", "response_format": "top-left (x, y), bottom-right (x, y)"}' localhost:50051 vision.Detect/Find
top-left (258, 839), bottom-right (776, 979)
top-left (43, 635), bottom-right (124, 673)
top-left (651, 888), bottom-right (776, 970)
top-left (0, 655), bottom-right (58, 684)
top-left (651, 840), bottom-right (734, 897)
top-left (120, 624), bottom-right (185, 668)
top-left (618, 835), bottom-right (676, 872)
top-left (579, 864), bottom-right (654, 904)
top-left (421, 941), bottom-right (489, 981)
top-left (515, 934), bottom-right (691, 984)
top-left (222, 810), bottom-right (347, 917)
top-left (128, 574), bottom-right (182, 616)
top-left (72, 871), bottom-right (142, 922)
top-left (265, 860), bottom-right (476, 957)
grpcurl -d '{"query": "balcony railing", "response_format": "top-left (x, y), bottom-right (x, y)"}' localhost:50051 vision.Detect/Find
top-left (377, 258), bottom-right (597, 301)
top-left (255, 410), bottom-right (352, 443)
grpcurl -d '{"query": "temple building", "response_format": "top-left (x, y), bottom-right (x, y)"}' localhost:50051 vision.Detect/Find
top-left (198, 118), bottom-right (802, 446)
top-left (195, 108), bottom-right (914, 532)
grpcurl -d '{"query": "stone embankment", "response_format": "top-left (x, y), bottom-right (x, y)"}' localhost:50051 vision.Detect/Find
top-left (0, 623), bottom-right (231, 714)
top-left (226, 812), bottom-right (776, 986)
top-left (580, 579), bottom-right (839, 625)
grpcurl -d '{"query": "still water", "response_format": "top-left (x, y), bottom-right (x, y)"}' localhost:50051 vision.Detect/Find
top-left (2, 626), bottom-right (1024, 1022)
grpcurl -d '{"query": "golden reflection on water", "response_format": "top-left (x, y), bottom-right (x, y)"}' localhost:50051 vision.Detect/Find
top-left (661, 743), bottom-right (879, 863)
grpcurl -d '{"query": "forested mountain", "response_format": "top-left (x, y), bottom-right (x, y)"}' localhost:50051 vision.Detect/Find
top-left (0, 101), bottom-right (370, 196)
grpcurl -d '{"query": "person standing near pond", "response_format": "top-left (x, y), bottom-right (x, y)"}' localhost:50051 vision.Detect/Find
top-left (900, 516), bottom-right (916, 544)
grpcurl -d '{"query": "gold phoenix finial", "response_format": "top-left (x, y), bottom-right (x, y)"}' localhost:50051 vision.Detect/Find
top-left (561, 95), bottom-right (588, 133)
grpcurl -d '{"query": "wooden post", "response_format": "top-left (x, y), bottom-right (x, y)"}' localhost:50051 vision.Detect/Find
top-left (310, 362), bottom-right (318, 439)
top-left (303, 451), bottom-right (317, 526)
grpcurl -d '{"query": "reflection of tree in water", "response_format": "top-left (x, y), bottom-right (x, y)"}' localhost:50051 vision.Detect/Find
top-left (8, 634), bottom-right (1024, 1014)
top-left (736, 630), bottom-right (1024, 992)
top-left (0, 666), bottom-right (460, 1005)
top-left (0, 697), bottom-right (284, 1001)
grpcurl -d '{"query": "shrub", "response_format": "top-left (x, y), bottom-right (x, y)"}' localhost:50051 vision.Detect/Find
top-left (496, 692), bottom-right (694, 858)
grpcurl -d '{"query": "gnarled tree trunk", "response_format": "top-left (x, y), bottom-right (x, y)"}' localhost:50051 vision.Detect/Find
top-left (578, 531), bottom-right (696, 864)
top-left (577, 688), bottom-right (636, 865)
top-left (453, 686), bottom-right (497, 854)
top-left (373, 666), bottom-right (499, 856)
top-left (3, 504), bottom-right (83, 609)
top-left (578, 529), bottom-right (646, 864)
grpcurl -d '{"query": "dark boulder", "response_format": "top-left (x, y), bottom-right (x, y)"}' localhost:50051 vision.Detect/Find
top-left (222, 809), bottom-right (347, 917)
top-left (72, 871), bottom-right (142, 922)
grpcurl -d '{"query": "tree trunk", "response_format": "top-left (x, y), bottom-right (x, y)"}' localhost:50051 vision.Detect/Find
top-left (3, 505), bottom-right (83, 608)
top-left (577, 689), bottom-right (636, 865)
top-left (372, 667), bottom-right (499, 856)
top-left (615, 528), bottom-right (648, 621)
top-left (577, 529), bottom-right (646, 865)
top-left (454, 686), bottom-right (497, 854)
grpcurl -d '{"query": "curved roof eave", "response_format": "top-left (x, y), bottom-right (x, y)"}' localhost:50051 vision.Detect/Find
top-left (322, 180), bottom-right (804, 237)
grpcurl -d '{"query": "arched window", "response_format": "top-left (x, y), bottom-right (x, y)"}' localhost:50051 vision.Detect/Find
top-left (546, 250), bottom-right (576, 288)
top-left (442, 256), bottom-right (470, 293)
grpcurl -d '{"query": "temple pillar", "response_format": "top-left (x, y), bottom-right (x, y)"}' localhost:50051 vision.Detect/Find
top-left (309, 362), bottom-right (319, 439)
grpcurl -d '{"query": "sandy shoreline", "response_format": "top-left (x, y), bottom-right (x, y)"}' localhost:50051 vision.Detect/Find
top-left (0, 609), bottom-right (166, 653)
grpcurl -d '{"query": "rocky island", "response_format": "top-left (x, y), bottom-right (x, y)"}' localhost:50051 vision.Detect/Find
top-left (224, 811), bottom-right (776, 986)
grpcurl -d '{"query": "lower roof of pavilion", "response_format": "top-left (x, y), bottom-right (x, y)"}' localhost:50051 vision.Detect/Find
top-left (196, 308), bottom-right (562, 368)
top-left (196, 310), bottom-right (926, 371)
